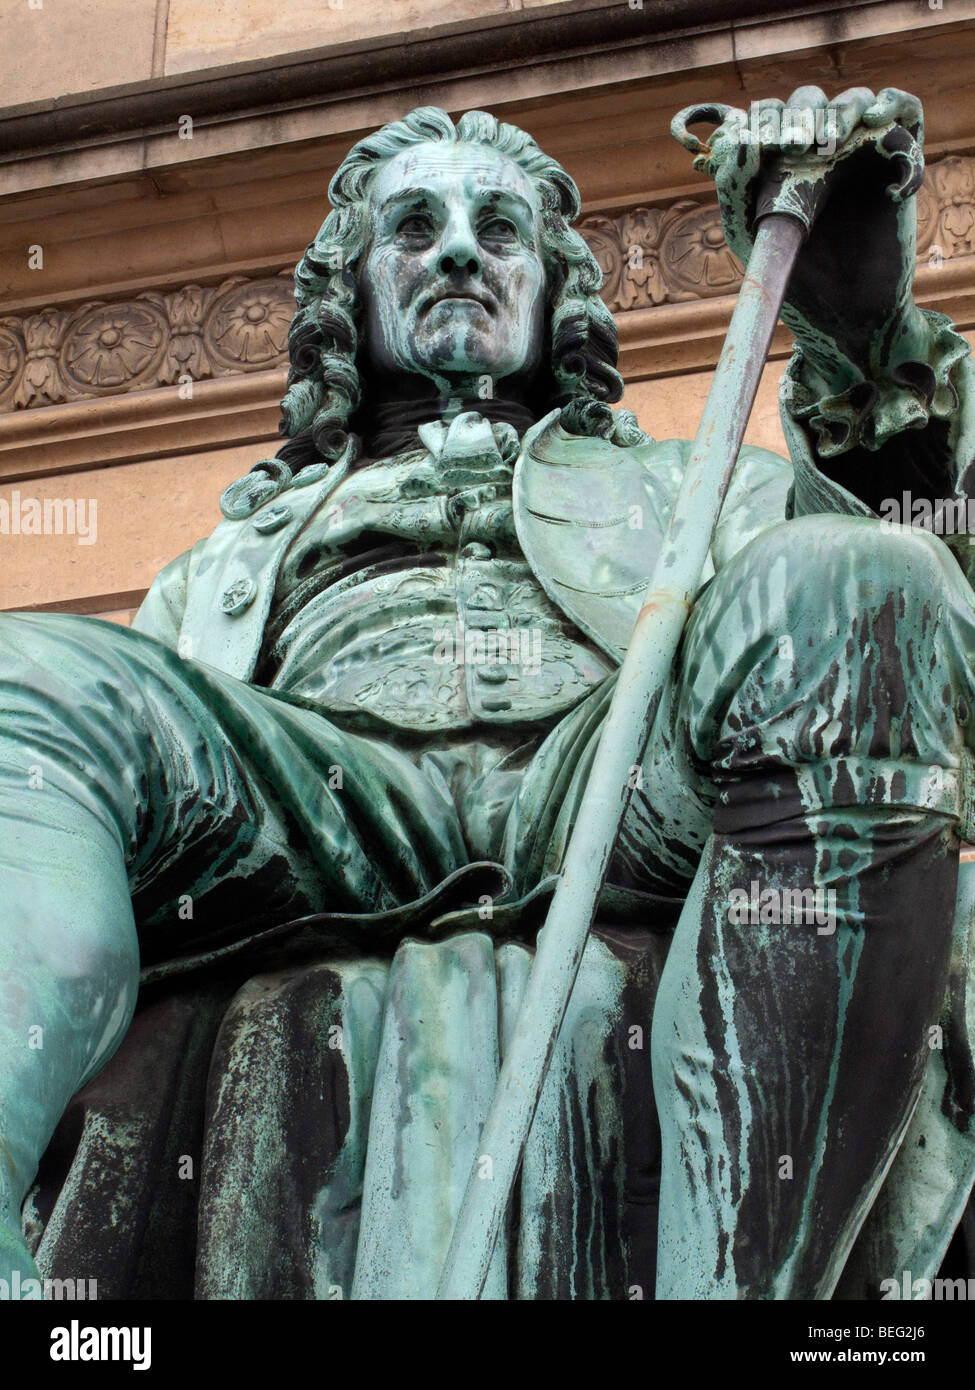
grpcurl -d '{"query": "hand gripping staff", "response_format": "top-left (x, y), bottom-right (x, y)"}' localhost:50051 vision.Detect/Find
top-left (436, 104), bottom-right (911, 1299)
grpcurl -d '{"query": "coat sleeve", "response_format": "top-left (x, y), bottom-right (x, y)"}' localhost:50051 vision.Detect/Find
top-left (130, 540), bottom-right (206, 648)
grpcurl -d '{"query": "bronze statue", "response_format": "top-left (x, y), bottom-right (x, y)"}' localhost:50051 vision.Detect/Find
top-left (2, 87), bottom-right (974, 1299)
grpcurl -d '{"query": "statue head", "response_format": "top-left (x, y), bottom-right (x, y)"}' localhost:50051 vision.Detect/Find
top-left (359, 138), bottom-right (548, 399)
top-left (275, 107), bottom-right (624, 475)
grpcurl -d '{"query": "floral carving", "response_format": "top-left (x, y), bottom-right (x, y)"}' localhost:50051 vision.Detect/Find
top-left (15, 308), bottom-right (72, 407)
top-left (204, 277), bottom-right (294, 372)
top-left (914, 176), bottom-right (940, 257)
top-left (582, 207), bottom-right (680, 310)
top-left (0, 272), bottom-right (298, 412)
top-left (0, 319), bottom-right (25, 405)
top-left (145, 285), bottom-right (212, 384)
top-left (659, 203), bottom-right (743, 298)
top-left (61, 301), bottom-right (167, 392)
top-left (916, 156), bottom-right (975, 261)
top-left (580, 199), bottom-right (744, 313)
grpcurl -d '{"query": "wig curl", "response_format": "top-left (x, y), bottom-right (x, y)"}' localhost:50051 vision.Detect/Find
top-left (272, 107), bottom-right (625, 477)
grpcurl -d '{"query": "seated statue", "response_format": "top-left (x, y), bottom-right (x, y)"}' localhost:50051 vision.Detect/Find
top-left (2, 87), bottom-right (975, 1300)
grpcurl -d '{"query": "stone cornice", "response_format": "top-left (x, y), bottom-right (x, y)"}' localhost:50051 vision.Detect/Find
top-left (0, 369), bottom-right (285, 482)
top-left (0, 0), bottom-right (881, 158)
top-left (4, 0), bottom-right (972, 200)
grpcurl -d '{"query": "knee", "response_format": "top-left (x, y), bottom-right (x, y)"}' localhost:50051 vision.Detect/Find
top-left (0, 611), bottom-right (144, 695)
top-left (812, 514), bottom-right (961, 606)
top-left (698, 514), bottom-right (970, 660)
top-left (734, 513), bottom-right (959, 604)
top-left (683, 514), bottom-right (974, 765)
top-left (0, 612), bottom-right (72, 677)
top-left (0, 611), bottom-right (28, 658)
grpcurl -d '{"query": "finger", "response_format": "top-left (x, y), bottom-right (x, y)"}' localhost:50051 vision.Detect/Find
top-left (786, 85), bottom-right (829, 108)
top-left (781, 86), bottom-right (829, 155)
top-left (826, 87), bottom-right (876, 147)
top-left (712, 106), bottom-right (749, 147)
top-left (750, 96), bottom-right (785, 150)
top-left (697, 110), bottom-right (746, 176)
top-left (712, 135), bottom-right (762, 240)
top-left (878, 122), bottom-right (926, 202)
top-left (672, 103), bottom-right (745, 158)
top-left (863, 87), bottom-right (924, 140)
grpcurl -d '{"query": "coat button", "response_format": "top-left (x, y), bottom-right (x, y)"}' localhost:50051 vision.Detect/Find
top-left (476, 666), bottom-right (509, 684)
top-left (253, 503), bottom-right (293, 534)
top-left (481, 695), bottom-right (512, 711)
top-left (460, 541), bottom-right (492, 560)
top-left (220, 578), bottom-right (257, 615)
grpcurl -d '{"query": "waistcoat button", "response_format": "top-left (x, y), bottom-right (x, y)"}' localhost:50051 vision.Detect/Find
top-left (220, 578), bottom-right (257, 615)
top-left (475, 666), bottom-right (509, 684)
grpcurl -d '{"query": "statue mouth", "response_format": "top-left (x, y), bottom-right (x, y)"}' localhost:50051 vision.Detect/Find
top-left (422, 288), bottom-right (495, 315)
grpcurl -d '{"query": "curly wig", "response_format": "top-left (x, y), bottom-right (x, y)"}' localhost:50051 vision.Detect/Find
top-left (266, 107), bottom-right (625, 477)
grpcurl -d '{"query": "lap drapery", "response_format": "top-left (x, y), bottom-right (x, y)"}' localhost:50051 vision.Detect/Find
top-left (0, 610), bottom-right (708, 971)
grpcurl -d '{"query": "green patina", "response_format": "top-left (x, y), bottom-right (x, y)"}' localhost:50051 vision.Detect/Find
top-left (2, 91), bottom-right (975, 1300)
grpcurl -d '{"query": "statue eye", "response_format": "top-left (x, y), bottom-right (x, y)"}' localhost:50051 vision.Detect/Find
top-left (479, 217), bottom-right (517, 243)
top-left (396, 214), bottom-right (433, 239)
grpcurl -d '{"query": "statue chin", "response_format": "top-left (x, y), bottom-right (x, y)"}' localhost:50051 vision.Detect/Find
top-left (362, 354), bottom-right (540, 411)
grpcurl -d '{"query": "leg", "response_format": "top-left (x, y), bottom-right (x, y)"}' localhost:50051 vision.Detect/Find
top-left (0, 612), bottom-right (470, 1280)
top-left (0, 796), bottom-right (138, 1285)
top-left (651, 516), bottom-right (975, 1298)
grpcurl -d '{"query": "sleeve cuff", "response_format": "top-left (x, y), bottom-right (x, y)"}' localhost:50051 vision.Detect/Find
top-left (781, 310), bottom-right (971, 458)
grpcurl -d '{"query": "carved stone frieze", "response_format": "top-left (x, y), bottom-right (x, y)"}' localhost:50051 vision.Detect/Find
top-left (915, 155), bottom-right (975, 260)
top-left (61, 301), bottom-right (168, 393)
top-left (204, 277), bottom-right (293, 372)
top-left (142, 284), bottom-right (211, 385)
top-left (1, 272), bottom-right (295, 411)
top-left (2, 153), bottom-right (974, 414)
top-left (579, 199), bottom-right (743, 310)
top-left (0, 319), bottom-right (26, 406)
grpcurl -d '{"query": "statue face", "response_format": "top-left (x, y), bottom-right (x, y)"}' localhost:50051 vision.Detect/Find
top-left (360, 142), bottom-right (547, 395)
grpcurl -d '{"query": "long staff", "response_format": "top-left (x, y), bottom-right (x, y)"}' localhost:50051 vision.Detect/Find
top-left (436, 105), bottom-right (828, 1299)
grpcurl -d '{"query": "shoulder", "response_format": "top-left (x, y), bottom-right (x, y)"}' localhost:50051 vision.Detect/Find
top-left (517, 407), bottom-right (789, 507)
top-left (516, 406), bottom-right (792, 578)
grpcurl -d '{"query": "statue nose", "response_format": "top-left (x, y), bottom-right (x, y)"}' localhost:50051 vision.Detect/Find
top-left (439, 250), bottom-right (480, 275)
top-left (438, 219), bottom-right (481, 277)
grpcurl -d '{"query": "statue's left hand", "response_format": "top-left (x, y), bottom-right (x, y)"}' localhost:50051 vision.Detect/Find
top-left (682, 86), bottom-right (926, 374)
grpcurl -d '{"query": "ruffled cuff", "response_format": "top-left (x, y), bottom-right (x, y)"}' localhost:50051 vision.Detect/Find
top-left (781, 310), bottom-right (970, 458)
